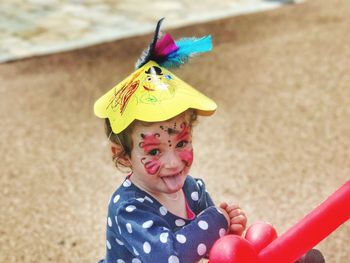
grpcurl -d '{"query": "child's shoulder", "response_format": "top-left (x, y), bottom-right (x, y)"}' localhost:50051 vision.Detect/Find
top-left (184, 175), bottom-right (206, 191)
top-left (108, 177), bottom-right (157, 213)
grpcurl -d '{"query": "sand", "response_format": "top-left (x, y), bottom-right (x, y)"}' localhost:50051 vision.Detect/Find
top-left (1, 0), bottom-right (349, 262)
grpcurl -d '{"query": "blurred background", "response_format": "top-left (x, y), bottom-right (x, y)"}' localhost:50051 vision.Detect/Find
top-left (1, 0), bottom-right (349, 262)
top-left (0, 0), bottom-right (296, 63)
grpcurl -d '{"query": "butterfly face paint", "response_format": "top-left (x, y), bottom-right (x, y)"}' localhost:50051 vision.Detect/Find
top-left (129, 113), bottom-right (194, 194)
top-left (136, 120), bottom-right (193, 176)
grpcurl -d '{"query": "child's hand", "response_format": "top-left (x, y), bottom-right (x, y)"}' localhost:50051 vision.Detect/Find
top-left (219, 202), bottom-right (247, 236)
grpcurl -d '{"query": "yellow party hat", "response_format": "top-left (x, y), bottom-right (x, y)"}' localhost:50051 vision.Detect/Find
top-left (94, 19), bottom-right (217, 134)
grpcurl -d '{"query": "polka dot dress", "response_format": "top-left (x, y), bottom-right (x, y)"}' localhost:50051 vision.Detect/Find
top-left (99, 176), bottom-right (228, 263)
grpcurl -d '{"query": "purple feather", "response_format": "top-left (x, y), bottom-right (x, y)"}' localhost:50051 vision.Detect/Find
top-left (154, 33), bottom-right (178, 58)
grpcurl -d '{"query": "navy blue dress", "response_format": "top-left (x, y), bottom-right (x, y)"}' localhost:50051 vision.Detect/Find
top-left (100, 175), bottom-right (228, 263)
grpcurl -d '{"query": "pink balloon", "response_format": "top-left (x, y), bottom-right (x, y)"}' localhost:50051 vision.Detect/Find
top-left (209, 235), bottom-right (258, 263)
top-left (245, 221), bottom-right (278, 252)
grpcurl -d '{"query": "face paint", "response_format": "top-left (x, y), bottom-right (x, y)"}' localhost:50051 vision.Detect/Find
top-left (176, 122), bottom-right (190, 142)
top-left (139, 133), bottom-right (162, 175)
top-left (176, 123), bottom-right (193, 167)
top-left (160, 123), bottom-right (178, 136)
top-left (136, 120), bottom-right (193, 176)
top-left (141, 157), bottom-right (161, 175)
top-left (179, 149), bottom-right (194, 167)
top-left (139, 133), bottom-right (161, 153)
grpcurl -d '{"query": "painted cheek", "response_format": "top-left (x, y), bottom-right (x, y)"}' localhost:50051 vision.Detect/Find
top-left (179, 149), bottom-right (194, 167)
top-left (141, 158), bottom-right (161, 175)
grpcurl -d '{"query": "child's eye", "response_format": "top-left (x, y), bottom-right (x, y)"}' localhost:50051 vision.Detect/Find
top-left (148, 149), bottom-right (160, 156)
top-left (176, 140), bottom-right (188, 148)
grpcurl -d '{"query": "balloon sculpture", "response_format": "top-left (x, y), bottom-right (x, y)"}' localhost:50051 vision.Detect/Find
top-left (209, 180), bottom-right (350, 263)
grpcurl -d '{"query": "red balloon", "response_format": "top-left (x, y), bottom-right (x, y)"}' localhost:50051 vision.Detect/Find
top-left (245, 221), bottom-right (278, 252)
top-left (209, 235), bottom-right (259, 263)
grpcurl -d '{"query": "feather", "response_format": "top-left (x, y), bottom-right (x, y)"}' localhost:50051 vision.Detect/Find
top-left (135, 18), bottom-right (213, 70)
top-left (154, 33), bottom-right (178, 58)
top-left (135, 18), bottom-right (165, 69)
top-left (160, 36), bottom-right (212, 69)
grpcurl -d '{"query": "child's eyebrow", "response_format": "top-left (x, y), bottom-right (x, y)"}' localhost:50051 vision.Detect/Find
top-left (141, 142), bottom-right (161, 147)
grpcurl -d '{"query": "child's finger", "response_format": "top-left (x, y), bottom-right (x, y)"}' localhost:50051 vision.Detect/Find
top-left (226, 204), bottom-right (240, 212)
top-left (230, 215), bottom-right (247, 225)
top-left (219, 202), bottom-right (228, 209)
top-left (230, 224), bottom-right (245, 235)
top-left (228, 208), bottom-right (243, 218)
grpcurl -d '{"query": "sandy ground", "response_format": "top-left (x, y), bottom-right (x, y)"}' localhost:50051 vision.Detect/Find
top-left (1, 0), bottom-right (349, 262)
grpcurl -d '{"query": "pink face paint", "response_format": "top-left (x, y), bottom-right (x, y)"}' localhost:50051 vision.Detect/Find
top-left (179, 149), bottom-right (194, 167)
top-left (139, 133), bottom-right (162, 175)
top-left (141, 158), bottom-right (161, 175)
top-left (176, 123), bottom-right (190, 142)
top-left (139, 133), bottom-right (161, 153)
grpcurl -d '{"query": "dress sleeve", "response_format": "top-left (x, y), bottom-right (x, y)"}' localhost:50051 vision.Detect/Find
top-left (115, 200), bottom-right (228, 263)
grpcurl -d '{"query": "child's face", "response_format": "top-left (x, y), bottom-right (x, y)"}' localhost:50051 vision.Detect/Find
top-left (129, 114), bottom-right (193, 195)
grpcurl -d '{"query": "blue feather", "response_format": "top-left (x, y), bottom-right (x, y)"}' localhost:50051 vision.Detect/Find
top-left (159, 35), bottom-right (212, 69)
top-left (176, 36), bottom-right (213, 54)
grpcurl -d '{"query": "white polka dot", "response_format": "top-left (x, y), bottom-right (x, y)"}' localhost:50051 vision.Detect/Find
top-left (196, 180), bottom-right (203, 187)
top-left (106, 240), bottom-right (111, 250)
top-left (133, 246), bottom-right (139, 256)
top-left (159, 206), bottom-right (168, 216)
top-left (168, 255), bottom-right (180, 263)
top-left (117, 259), bottom-right (125, 263)
top-left (123, 179), bottom-right (131, 187)
top-left (116, 238), bottom-right (124, 245)
top-left (114, 216), bottom-right (118, 224)
top-left (143, 241), bottom-right (151, 254)
top-left (175, 219), bottom-right (186, 227)
top-left (176, 234), bottom-right (186, 244)
top-left (113, 194), bottom-right (120, 203)
top-left (198, 220), bottom-right (208, 230)
top-left (126, 223), bottom-right (132, 233)
top-left (197, 243), bottom-right (207, 256)
top-left (160, 232), bottom-right (169, 243)
top-left (132, 259), bottom-right (141, 263)
top-left (118, 225), bottom-right (121, 234)
top-left (219, 228), bottom-right (226, 237)
top-left (108, 217), bottom-right (112, 227)
top-left (144, 196), bottom-right (153, 203)
top-left (191, 191), bottom-right (199, 201)
top-left (126, 205), bottom-right (136, 212)
top-left (142, 220), bottom-right (154, 229)
top-left (136, 198), bottom-right (144, 202)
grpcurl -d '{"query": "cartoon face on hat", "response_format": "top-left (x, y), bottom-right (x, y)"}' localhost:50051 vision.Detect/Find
top-left (94, 61), bottom-right (217, 134)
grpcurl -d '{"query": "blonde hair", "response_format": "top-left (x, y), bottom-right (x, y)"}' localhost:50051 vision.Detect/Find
top-left (105, 109), bottom-right (197, 169)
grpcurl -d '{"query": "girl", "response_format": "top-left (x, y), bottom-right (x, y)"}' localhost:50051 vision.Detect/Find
top-left (94, 19), bottom-right (246, 263)
top-left (94, 19), bottom-right (324, 263)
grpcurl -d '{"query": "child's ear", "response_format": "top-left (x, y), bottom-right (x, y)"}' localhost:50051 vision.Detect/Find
top-left (111, 143), bottom-right (131, 167)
